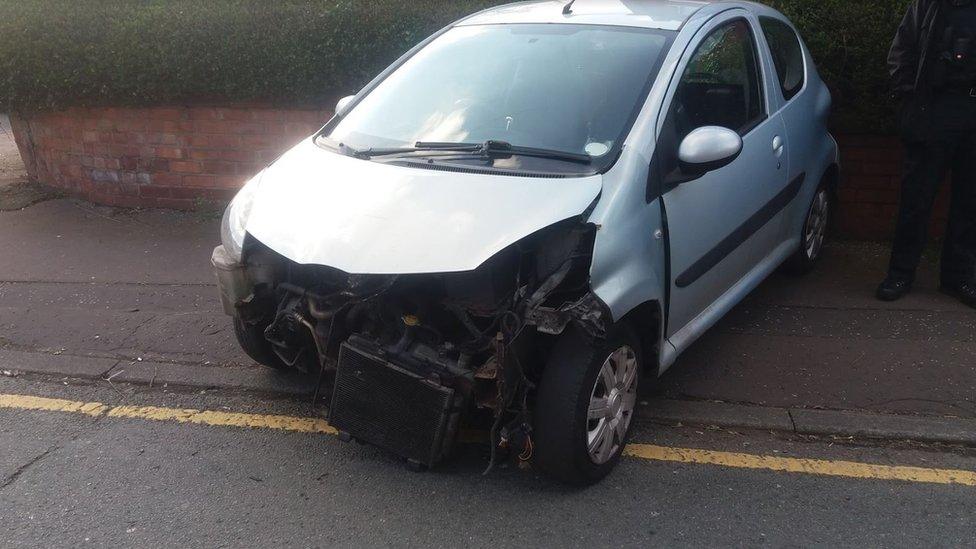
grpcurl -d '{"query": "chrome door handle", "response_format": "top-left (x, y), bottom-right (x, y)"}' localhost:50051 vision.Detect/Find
top-left (772, 135), bottom-right (784, 157)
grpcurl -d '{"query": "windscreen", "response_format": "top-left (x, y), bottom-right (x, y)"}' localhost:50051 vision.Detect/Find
top-left (328, 24), bottom-right (674, 169)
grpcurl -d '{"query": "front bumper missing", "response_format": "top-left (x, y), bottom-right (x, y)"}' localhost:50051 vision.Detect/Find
top-left (211, 245), bottom-right (252, 316)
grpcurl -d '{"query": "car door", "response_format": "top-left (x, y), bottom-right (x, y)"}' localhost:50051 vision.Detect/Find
top-left (656, 16), bottom-right (788, 340)
top-left (758, 16), bottom-right (813, 242)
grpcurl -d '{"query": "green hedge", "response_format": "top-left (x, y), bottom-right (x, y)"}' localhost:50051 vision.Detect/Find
top-left (0, 0), bottom-right (911, 133)
top-left (0, 0), bottom-right (497, 111)
top-left (769, 0), bottom-right (910, 133)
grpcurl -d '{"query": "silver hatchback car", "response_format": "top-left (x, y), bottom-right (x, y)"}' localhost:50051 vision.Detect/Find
top-left (213, 0), bottom-right (839, 484)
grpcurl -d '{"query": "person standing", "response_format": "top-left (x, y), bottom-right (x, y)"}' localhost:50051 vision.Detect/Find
top-left (879, 0), bottom-right (976, 308)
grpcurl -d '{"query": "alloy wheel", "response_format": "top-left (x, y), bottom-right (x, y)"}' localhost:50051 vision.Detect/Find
top-left (586, 345), bottom-right (639, 464)
top-left (804, 188), bottom-right (829, 260)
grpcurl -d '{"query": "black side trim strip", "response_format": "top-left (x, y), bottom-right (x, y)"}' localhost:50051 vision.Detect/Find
top-left (674, 172), bottom-right (805, 289)
top-left (659, 198), bottom-right (673, 337)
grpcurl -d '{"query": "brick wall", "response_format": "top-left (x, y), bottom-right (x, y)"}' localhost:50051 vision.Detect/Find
top-left (9, 107), bottom-right (951, 240)
top-left (834, 134), bottom-right (949, 241)
top-left (9, 105), bottom-right (331, 209)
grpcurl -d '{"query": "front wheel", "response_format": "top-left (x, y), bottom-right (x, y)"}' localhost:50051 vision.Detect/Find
top-left (232, 316), bottom-right (287, 370)
top-left (783, 182), bottom-right (831, 275)
top-left (533, 324), bottom-right (642, 485)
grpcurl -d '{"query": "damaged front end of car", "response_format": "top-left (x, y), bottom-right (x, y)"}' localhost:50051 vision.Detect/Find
top-left (212, 217), bottom-right (610, 470)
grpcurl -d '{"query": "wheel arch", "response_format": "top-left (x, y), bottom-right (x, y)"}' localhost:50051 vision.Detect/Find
top-left (815, 161), bottom-right (841, 235)
top-left (821, 162), bottom-right (840, 197)
top-left (617, 300), bottom-right (664, 377)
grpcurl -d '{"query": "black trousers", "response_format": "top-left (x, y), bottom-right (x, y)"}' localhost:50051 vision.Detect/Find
top-left (889, 92), bottom-right (976, 285)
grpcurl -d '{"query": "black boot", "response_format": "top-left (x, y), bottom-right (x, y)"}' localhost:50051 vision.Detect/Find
top-left (876, 276), bottom-right (913, 302)
top-left (940, 281), bottom-right (976, 309)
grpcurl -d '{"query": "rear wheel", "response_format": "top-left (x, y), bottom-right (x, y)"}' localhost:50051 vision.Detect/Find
top-left (233, 316), bottom-right (287, 370)
top-left (533, 323), bottom-right (642, 485)
top-left (784, 182), bottom-right (831, 275)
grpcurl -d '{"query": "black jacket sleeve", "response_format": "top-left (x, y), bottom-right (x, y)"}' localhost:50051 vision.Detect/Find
top-left (888, 1), bottom-right (923, 96)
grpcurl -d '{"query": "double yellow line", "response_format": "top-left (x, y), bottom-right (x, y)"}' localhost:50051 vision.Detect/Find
top-left (3, 392), bottom-right (975, 487)
top-left (0, 393), bottom-right (336, 434)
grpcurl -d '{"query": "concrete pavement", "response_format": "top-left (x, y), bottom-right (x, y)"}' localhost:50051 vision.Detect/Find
top-left (652, 241), bottom-right (976, 418)
top-left (0, 191), bottom-right (973, 444)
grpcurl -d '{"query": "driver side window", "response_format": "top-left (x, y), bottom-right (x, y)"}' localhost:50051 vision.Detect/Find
top-left (672, 19), bottom-right (765, 141)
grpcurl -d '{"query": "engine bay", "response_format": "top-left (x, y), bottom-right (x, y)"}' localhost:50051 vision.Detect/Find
top-left (230, 220), bottom-right (609, 469)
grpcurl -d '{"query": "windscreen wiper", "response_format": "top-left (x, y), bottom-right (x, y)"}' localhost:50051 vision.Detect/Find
top-left (352, 140), bottom-right (592, 164)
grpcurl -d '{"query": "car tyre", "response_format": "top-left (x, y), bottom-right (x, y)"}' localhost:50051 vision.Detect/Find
top-left (232, 316), bottom-right (288, 370)
top-left (784, 181), bottom-right (831, 275)
top-left (533, 323), bottom-right (642, 486)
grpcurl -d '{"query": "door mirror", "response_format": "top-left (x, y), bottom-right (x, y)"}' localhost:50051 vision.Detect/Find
top-left (335, 95), bottom-right (356, 117)
top-left (677, 126), bottom-right (743, 176)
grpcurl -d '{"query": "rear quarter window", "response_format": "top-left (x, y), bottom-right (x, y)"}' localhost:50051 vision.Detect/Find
top-left (759, 17), bottom-right (805, 100)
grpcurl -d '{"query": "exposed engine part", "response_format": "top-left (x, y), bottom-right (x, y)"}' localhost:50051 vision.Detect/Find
top-left (263, 294), bottom-right (318, 371)
top-left (329, 340), bottom-right (463, 467)
top-left (232, 220), bottom-right (601, 471)
top-left (524, 291), bottom-right (610, 337)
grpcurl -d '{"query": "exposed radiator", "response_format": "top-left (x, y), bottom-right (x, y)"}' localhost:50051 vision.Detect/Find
top-left (329, 340), bottom-right (459, 467)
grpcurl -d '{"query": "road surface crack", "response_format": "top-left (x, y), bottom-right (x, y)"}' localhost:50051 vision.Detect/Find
top-left (111, 314), bottom-right (159, 352)
top-left (0, 446), bottom-right (55, 491)
top-left (0, 413), bottom-right (107, 492)
top-left (787, 409), bottom-right (798, 432)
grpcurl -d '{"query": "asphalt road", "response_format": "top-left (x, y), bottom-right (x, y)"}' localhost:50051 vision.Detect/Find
top-left (2, 374), bottom-right (974, 548)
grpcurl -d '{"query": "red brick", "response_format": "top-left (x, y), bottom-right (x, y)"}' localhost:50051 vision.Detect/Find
top-left (148, 107), bottom-right (184, 121)
top-left (184, 135), bottom-right (211, 148)
top-left (215, 108), bottom-right (252, 121)
top-left (282, 110), bottom-right (321, 123)
top-left (837, 188), bottom-right (859, 205)
top-left (256, 149), bottom-right (285, 163)
top-left (238, 162), bottom-right (265, 177)
top-left (250, 110), bottom-right (285, 122)
top-left (116, 183), bottom-right (142, 196)
top-left (241, 134), bottom-right (279, 148)
top-left (284, 122), bottom-right (319, 136)
top-left (203, 188), bottom-right (238, 202)
top-left (147, 158), bottom-right (170, 172)
top-left (169, 187), bottom-right (205, 200)
top-left (187, 134), bottom-right (242, 149)
top-left (193, 120), bottom-right (232, 134)
top-left (146, 133), bottom-right (178, 145)
top-left (147, 120), bottom-right (179, 133)
top-left (264, 122), bottom-right (288, 135)
top-left (212, 134), bottom-right (247, 149)
top-left (169, 160), bottom-right (202, 174)
top-left (846, 175), bottom-right (894, 190)
top-left (140, 185), bottom-right (173, 198)
top-left (183, 175), bottom-right (216, 188)
top-left (150, 172), bottom-right (184, 187)
top-left (155, 147), bottom-right (184, 159)
top-left (119, 119), bottom-right (148, 133)
top-left (200, 160), bottom-right (238, 175)
top-left (55, 107), bottom-right (962, 233)
top-left (212, 175), bottom-right (244, 189)
top-left (859, 162), bottom-right (901, 177)
top-left (188, 107), bottom-right (219, 120)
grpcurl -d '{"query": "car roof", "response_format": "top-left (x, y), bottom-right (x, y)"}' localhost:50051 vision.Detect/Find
top-left (457, 0), bottom-right (774, 32)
